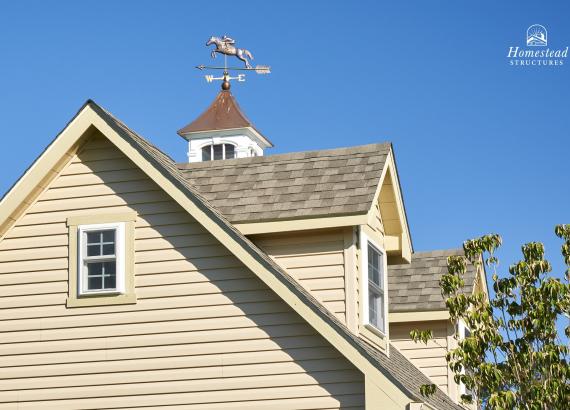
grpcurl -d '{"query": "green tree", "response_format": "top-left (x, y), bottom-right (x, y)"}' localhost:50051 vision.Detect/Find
top-left (411, 225), bottom-right (570, 409)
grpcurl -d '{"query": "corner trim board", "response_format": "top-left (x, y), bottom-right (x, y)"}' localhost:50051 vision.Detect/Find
top-left (344, 226), bottom-right (358, 333)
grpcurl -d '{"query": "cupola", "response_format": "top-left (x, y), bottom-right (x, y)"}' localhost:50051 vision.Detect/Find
top-left (177, 90), bottom-right (273, 163)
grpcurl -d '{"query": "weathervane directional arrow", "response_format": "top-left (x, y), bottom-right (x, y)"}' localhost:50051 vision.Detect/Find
top-left (196, 64), bottom-right (271, 74)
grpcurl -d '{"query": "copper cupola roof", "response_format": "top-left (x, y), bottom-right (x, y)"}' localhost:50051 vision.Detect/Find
top-left (177, 90), bottom-right (273, 147)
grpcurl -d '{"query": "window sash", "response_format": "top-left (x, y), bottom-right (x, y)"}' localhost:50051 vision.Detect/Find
top-left (78, 223), bottom-right (125, 295)
top-left (82, 228), bottom-right (118, 292)
top-left (85, 229), bottom-right (116, 259)
top-left (225, 144), bottom-right (235, 159)
top-left (83, 230), bottom-right (117, 262)
top-left (201, 146), bottom-right (211, 161)
top-left (367, 243), bottom-right (384, 288)
top-left (361, 232), bottom-right (387, 335)
top-left (213, 144), bottom-right (224, 160)
top-left (201, 144), bottom-right (237, 161)
top-left (368, 290), bottom-right (384, 331)
top-left (368, 280), bottom-right (383, 295)
top-left (86, 261), bottom-right (117, 291)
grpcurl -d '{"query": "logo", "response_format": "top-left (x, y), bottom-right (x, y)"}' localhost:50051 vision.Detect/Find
top-left (507, 24), bottom-right (567, 66)
top-left (526, 24), bottom-right (548, 46)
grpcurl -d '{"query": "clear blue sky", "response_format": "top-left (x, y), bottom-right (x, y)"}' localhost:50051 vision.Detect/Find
top-left (0, 1), bottom-right (568, 278)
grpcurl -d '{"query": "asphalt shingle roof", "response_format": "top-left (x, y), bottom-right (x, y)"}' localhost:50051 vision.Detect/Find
top-left (177, 143), bottom-right (391, 223)
top-left (88, 101), bottom-right (462, 410)
top-left (389, 249), bottom-right (477, 313)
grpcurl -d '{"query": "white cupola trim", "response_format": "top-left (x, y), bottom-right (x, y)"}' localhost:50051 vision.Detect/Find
top-left (177, 90), bottom-right (273, 163)
top-left (186, 130), bottom-right (265, 163)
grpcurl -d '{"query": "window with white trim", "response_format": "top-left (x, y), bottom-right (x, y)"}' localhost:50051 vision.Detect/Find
top-left (201, 143), bottom-right (236, 161)
top-left (360, 230), bottom-right (387, 334)
top-left (458, 321), bottom-right (474, 398)
top-left (78, 223), bottom-right (126, 295)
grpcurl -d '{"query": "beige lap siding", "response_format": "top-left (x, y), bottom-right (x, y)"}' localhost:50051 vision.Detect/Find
top-left (0, 135), bottom-right (364, 409)
top-left (389, 321), bottom-right (452, 393)
top-left (251, 230), bottom-right (347, 324)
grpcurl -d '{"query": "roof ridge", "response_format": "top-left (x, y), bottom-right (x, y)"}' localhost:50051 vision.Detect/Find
top-left (177, 142), bottom-right (391, 170)
top-left (88, 101), bottom-right (178, 165)
top-left (178, 154), bottom-right (387, 171)
top-left (265, 142), bottom-right (391, 157)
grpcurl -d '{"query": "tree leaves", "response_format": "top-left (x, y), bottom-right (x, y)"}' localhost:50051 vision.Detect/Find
top-left (420, 384), bottom-right (437, 397)
top-left (410, 329), bottom-right (434, 345)
top-left (411, 226), bottom-right (570, 409)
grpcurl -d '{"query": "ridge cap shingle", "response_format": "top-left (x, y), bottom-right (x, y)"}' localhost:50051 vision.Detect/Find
top-left (177, 142), bottom-right (391, 170)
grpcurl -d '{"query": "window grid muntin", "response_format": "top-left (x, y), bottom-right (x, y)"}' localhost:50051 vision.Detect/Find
top-left (367, 243), bottom-right (383, 285)
top-left (213, 144), bottom-right (223, 160)
top-left (86, 230), bottom-right (116, 257)
top-left (363, 237), bottom-right (386, 334)
top-left (201, 143), bottom-right (236, 161)
top-left (225, 144), bottom-right (235, 159)
top-left (83, 228), bottom-right (117, 292)
top-left (202, 145), bottom-right (211, 161)
top-left (79, 224), bottom-right (124, 295)
top-left (86, 261), bottom-right (117, 290)
top-left (368, 286), bottom-right (384, 330)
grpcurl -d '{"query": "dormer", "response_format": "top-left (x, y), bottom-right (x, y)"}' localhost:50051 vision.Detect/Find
top-left (177, 90), bottom-right (273, 163)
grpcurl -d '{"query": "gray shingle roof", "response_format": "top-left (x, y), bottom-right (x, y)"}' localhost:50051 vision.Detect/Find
top-left (177, 143), bottom-right (391, 223)
top-left (389, 249), bottom-right (477, 313)
top-left (87, 101), bottom-right (461, 410)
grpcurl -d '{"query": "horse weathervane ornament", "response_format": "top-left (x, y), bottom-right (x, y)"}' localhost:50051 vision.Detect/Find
top-left (196, 35), bottom-right (271, 90)
top-left (207, 35), bottom-right (254, 68)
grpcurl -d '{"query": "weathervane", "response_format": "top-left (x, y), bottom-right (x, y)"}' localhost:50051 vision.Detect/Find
top-left (196, 35), bottom-right (271, 90)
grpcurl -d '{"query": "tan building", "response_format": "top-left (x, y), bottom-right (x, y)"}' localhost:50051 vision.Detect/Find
top-left (0, 91), bottom-right (485, 409)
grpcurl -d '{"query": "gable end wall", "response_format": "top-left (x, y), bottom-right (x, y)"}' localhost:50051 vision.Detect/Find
top-left (0, 135), bottom-right (365, 409)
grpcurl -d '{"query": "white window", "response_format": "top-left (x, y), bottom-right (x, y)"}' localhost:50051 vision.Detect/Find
top-left (201, 143), bottom-right (236, 161)
top-left (361, 230), bottom-right (387, 334)
top-left (458, 321), bottom-right (474, 398)
top-left (78, 223), bottom-right (126, 295)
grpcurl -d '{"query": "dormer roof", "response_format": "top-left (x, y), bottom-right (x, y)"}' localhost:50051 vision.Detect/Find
top-left (177, 90), bottom-right (273, 147)
top-left (177, 142), bottom-right (414, 260)
top-left (177, 143), bottom-right (391, 223)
